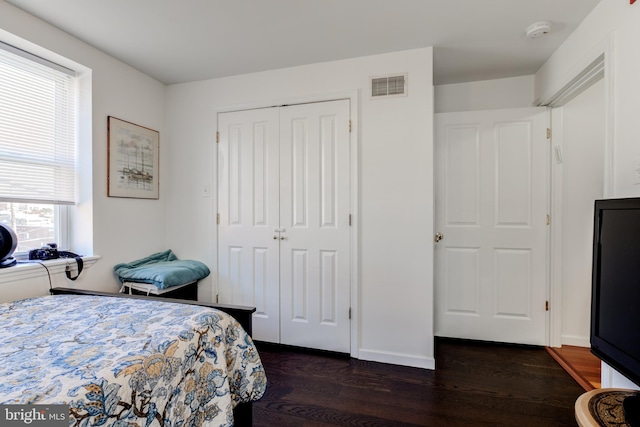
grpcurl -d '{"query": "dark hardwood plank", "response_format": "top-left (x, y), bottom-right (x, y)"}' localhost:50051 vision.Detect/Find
top-left (252, 338), bottom-right (584, 426)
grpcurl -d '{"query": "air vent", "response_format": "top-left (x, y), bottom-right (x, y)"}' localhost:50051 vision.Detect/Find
top-left (371, 74), bottom-right (407, 98)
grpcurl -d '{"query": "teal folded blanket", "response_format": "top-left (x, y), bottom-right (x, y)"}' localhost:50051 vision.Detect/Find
top-left (113, 249), bottom-right (210, 290)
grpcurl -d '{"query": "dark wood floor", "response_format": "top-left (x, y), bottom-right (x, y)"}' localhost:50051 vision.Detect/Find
top-left (252, 338), bottom-right (584, 427)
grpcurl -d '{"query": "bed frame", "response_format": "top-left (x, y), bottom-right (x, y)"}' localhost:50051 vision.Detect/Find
top-left (49, 287), bottom-right (256, 426)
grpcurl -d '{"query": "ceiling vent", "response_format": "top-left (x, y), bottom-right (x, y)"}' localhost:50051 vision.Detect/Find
top-left (371, 74), bottom-right (407, 98)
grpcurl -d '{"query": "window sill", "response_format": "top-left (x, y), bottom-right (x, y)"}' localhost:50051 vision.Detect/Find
top-left (0, 255), bottom-right (101, 284)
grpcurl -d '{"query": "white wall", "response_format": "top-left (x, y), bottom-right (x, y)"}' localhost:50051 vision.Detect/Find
top-left (165, 48), bottom-right (435, 368)
top-left (0, 1), bottom-right (167, 294)
top-left (435, 75), bottom-right (534, 113)
top-left (557, 79), bottom-right (605, 347)
top-left (536, 0), bottom-right (640, 388)
top-left (536, 0), bottom-right (640, 199)
top-left (0, 3), bottom-right (434, 369)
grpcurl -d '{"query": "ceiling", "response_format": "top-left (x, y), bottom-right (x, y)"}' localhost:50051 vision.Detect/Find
top-left (5, 0), bottom-right (601, 86)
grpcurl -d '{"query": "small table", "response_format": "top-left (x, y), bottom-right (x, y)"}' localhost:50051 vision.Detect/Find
top-left (120, 281), bottom-right (198, 301)
top-left (576, 388), bottom-right (640, 426)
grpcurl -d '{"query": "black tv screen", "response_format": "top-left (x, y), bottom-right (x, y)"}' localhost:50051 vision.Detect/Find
top-left (591, 198), bottom-right (640, 386)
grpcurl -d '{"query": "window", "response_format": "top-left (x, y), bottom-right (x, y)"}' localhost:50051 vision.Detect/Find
top-left (0, 42), bottom-right (77, 254)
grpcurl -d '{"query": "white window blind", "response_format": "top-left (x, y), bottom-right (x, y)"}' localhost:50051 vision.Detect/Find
top-left (0, 43), bottom-right (77, 205)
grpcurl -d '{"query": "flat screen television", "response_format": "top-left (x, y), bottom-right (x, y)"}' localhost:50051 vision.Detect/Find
top-left (591, 197), bottom-right (640, 387)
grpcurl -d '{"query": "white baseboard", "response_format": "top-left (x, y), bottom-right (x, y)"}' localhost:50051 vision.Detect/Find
top-left (601, 363), bottom-right (640, 389)
top-left (358, 348), bottom-right (435, 370)
top-left (561, 334), bottom-right (590, 348)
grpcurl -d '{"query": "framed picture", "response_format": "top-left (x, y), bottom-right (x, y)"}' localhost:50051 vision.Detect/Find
top-left (107, 116), bottom-right (159, 199)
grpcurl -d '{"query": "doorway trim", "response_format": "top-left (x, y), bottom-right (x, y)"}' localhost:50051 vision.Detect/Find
top-left (213, 91), bottom-right (361, 359)
top-left (536, 34), bottom-right (615, 348)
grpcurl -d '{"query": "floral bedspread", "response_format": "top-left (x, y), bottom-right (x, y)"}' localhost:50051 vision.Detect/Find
top-left (0, 295), bottom-right (266, 426)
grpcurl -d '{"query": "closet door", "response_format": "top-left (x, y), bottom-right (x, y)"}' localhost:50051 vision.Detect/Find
top-left (218, 100), bottom-right (352, 353)
top-left (279, 100), bottom-right (351, 353)
top-left (218, 108), bottom-right (281, 343)
top-left (434, 108), bottom-right (549, 346)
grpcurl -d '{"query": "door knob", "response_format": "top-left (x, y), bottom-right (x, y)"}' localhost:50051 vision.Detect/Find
top-left (434, 232), bottom-right (444, 243)
top-left (280, 236), bottom-right (286, 240)
top-left (273, 236), bottom-right (278, 240)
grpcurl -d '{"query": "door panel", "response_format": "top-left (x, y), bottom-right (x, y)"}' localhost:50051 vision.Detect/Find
top-left (445, 125), bottom-right (480, 226)
top-left (218, 108), bottom-right (281, 343)
top-left (494, 248), bottom-right (531, 317)
top-left (279, 100), bottom-right (351, 353)
top-left (435, 108), bottom-right (549, 346)
top-left (495, 122), bottom-right (533, 226)
top-left (445, 247), bottom-right (479, 315)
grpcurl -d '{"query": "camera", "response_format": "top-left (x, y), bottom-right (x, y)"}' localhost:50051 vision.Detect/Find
top-left (29, 243), bottom-right (59, 261)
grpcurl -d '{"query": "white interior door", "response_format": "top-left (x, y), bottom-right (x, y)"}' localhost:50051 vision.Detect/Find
top-left (218, 107), bottom-right (281, 343)
top-left (434, 108), bottom-right (549, 346)
top-left (218, 100), bottom-right (351, 353)
top-left (279, 100), bottom-right (351, 353)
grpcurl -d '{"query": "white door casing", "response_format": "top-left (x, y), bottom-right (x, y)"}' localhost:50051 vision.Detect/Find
top-left (434, 108), bottom-right (550, 346)
top-left (217, 100), bottom-right (351, 353)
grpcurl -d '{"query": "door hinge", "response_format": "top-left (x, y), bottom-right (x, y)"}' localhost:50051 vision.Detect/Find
top-left (216, 131), bottom-right (220, 143)
top-left (546, 128), bottom-right (551, 139)
top-left (349, 214), bottom-right (352, 226)
top-left (216, 294), bottom-right (219, 304)
top-left (349, 307), bottom-right (352, 319)
top-left (348, 120), bottom-right (352, 133)
top-left (545, 300), bottom-right (549, 311)
top-left (546, 214), bottom-right (550, 225)
top-left (216, 213), bottom-right (220, 224)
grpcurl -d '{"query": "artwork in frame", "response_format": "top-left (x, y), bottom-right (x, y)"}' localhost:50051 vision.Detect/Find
top-left (107, 116), bottom-right (159, 199)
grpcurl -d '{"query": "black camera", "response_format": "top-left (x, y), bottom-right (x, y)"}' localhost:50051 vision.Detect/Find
top-left (29, 243), bottom-right (59, 261)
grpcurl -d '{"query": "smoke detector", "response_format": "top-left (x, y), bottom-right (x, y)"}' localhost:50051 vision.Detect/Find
top-left (526, 21), bottom-right (552, 39)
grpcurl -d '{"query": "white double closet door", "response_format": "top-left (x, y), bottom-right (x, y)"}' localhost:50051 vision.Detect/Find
top-left (217, 100), bottom-right (351, 353)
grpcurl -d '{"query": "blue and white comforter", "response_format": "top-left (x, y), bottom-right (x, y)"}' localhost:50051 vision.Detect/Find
top-left (0, 295), bottom-right (266, 426)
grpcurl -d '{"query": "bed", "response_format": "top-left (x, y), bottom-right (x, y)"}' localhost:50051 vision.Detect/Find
top-left (0, 288), bottom-right (266, 426)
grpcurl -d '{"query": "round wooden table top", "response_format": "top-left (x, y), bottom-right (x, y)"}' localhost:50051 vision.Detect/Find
top-left (576, 388), bottom-right (640, 427)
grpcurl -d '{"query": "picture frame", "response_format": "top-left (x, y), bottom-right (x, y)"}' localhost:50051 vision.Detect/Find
top-left (107, 116), bottom-right (159, 199)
